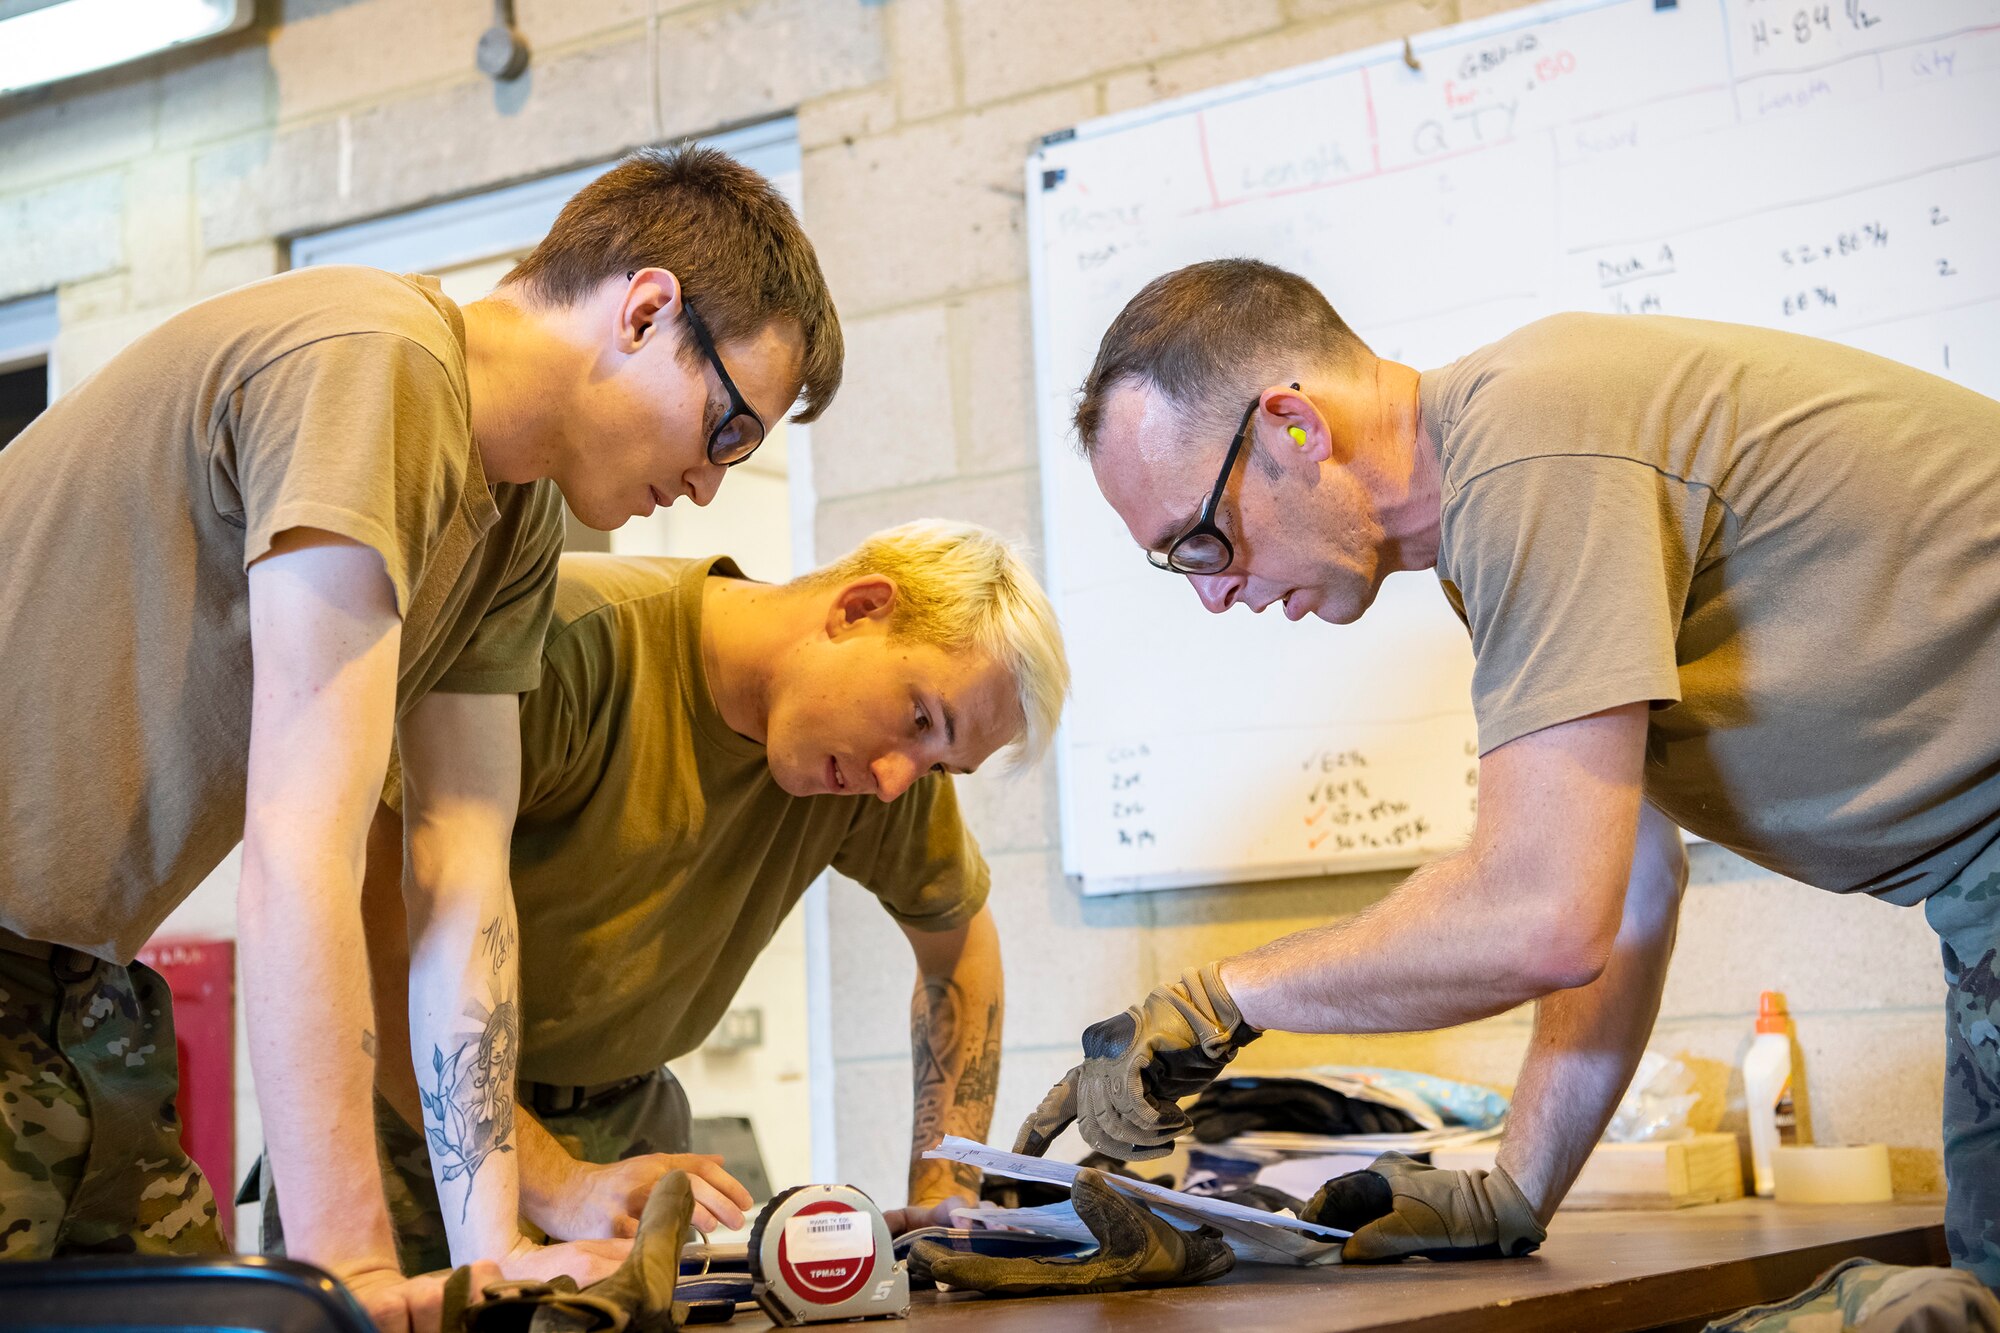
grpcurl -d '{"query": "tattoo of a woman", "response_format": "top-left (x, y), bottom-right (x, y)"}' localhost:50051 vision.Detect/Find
top-left (419, 998), bottom-right (519, 1219)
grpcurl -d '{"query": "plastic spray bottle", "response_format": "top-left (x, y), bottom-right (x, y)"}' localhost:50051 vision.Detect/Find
top-left (1743, 990), bottom-right (1805, 1197)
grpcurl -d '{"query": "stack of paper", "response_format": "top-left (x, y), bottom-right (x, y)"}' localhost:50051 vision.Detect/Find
top-left (925, 1136), bottom-right (1348, 1267)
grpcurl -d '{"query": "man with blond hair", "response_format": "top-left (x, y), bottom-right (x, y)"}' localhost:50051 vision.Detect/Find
top-left (261, 521), bottom-right (1068, 1269)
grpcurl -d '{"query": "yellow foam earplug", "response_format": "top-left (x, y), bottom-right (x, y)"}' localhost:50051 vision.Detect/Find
top-left (1289, 425), bottom-right (1308, 446)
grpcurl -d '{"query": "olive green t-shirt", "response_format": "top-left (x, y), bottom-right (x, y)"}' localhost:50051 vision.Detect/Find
top-left (488, 553), bottom-right (990, 1086)
top-left (1424, 313), bottom-right (2000, 905)
top-left (0, 266), bottom-right (564, 963)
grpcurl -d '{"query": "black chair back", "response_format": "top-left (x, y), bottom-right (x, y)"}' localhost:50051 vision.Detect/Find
top-left (0, 1254), bottom-right (373, 1333)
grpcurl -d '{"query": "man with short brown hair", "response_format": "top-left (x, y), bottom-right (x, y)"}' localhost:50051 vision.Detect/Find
top-left (0, 144), bottom-right (840, 1329)
top-left (1025, 257), bottom-right (2000, 1283)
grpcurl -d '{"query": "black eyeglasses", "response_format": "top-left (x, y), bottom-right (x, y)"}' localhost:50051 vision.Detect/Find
top-left (1147, 384), bottom-right (1297, 576)
top-left (626, 273), bottom-right (767, 467)
top-left (681, 302), bottom-right (767, 467)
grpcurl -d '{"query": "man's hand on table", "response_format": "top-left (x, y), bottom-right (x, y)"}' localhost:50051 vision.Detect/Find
top-left (342, 1260), bottom-right (500, 1333)
top-left (1015, 963), bottom-right (1259, 1160)
top-left (883, 1192), bottom-right (978, 1236)
top-left (1304, 1152), bottom-right (1547, 1263)
top-left (342, 1242), bottom-right (627, 1333)
top-left (533, 1152), bottom-right (753, 1241)
top-left (496, 1235), bottom-right (635, 1285)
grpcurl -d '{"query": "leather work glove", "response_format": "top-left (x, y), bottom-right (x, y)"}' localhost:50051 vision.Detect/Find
top-left (444, 1169), bottom-right (696, 1332)
top-left (910, 1167), bottom-right (1234, 1297)
top-left (1014, 963), bottom-right (1259, 1161)
top-left (1302, 1152), bottom-right (1546, 1263)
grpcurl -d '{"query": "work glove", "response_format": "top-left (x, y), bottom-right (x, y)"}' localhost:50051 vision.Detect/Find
top-left (910, 1167), bottom-right (1234, 1297)
top-left (1014, 963), bottom-right (1259, 1161)
top-left (1302, 1152), bottom-right (1546, 1263)
top-left (444, 1169), bottom-right (695, 1332)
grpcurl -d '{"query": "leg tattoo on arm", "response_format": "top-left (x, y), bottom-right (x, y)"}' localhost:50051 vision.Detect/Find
top-left (420, 998), bottom-right (519, 1220)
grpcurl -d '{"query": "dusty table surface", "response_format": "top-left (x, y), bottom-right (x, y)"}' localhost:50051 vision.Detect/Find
top-left (737, 1199), bottom-right (1946, 1332)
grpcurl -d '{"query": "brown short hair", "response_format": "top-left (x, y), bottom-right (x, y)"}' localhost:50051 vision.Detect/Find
top-left (505, 145), bottom-right (843, 422)
top-left (1072, 258), bottom-right (1366, 455)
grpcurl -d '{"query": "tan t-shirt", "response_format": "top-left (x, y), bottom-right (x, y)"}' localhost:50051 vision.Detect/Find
top-left (459, 553), bottom-right (990, 1086)
top-left (0, 266), bottom-right (564, 962)
top-left (1424, 313), bottom-right (2000, 905)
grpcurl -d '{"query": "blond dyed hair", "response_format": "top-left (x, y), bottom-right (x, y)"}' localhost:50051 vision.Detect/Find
top-left (797, 521), bottom-right (1070, 767)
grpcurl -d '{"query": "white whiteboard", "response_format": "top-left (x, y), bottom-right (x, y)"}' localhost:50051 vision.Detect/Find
top-left (1028, 0), bottom-right (2000, 895)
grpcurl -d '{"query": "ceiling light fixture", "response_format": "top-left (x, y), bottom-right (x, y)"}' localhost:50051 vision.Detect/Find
top-left (0, 0), bottom-right (253, 97)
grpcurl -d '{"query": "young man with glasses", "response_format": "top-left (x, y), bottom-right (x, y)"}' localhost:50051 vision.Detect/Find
top-left (1024, 257), bottom-right (2000, 1283)
top-left (0, 145), bottom-right (840, 1329)
top-left (255, 522), bottom-right (1068, 1271)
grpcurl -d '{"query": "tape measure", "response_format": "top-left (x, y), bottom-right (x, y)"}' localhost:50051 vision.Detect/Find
top-left (749, 1184), bottom-right (910, 1325)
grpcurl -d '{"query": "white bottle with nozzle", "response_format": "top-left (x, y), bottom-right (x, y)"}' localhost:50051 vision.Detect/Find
top-left (1744, 990), bottom-right (1804, 1197)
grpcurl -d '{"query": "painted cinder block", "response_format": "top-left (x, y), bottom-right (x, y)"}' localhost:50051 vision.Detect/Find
top-left (887, 0), bottom-right (959, 122)
top-left (513, 0), bottom-right (651, 53)
top-left (815, 468), bottom-right (1045, 568)
top-left (267, 0), bottom-right (488, 124)
top-left (0, 172), bottom-right (123, 302)
top-left (954, 0), bottom-right (1284, 108)
top-left (196, 32), bottom-right (656, 251)
top-left (985, 849), bottom-right (1157, 1054)
top-left (804, 84), bottom-right (1097, 317)
top-left (798, 86), bottom-right (900, 152)
top-left (809, 302), bottom-right (958, 500)
top-left (0, 76), bottom-right (157, 196)
top-left (125, 154), bottom-right (197, 312)
top-left (655, 0), bottom-right (887, 143)
top-left (825, 868), bottom-right (929, 1066)
top-left (158, 41), bottom-right (275, 154)
top-left (954, 753), bottom-right (1058, 862)
top-left (951, 283), bottom-right (1039, 473)
top-left (1661, 861), bottom-right (1946, 1023)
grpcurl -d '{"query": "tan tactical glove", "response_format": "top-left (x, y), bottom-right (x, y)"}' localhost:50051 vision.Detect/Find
top-left (1014, 963), bottom-right (1258, 1161)
top-left (1303, 1151), bottom-right (1547, 1263)
top-left (911, 1167), bottom-right (1233, 1296)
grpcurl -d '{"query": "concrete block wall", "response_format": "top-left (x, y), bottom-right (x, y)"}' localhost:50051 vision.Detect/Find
top-left (0, 0), bottom-right (1947, 1222)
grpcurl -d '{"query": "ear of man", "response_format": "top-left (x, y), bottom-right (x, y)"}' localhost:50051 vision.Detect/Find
top-left (1257, 384), bottom-right (1334, 469)
top-left (826, 576), bottom-right (898, 637)
top-left (614, 267), bottom-right (684, 355)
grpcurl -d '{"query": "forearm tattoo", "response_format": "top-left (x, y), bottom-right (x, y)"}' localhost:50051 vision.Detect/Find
top-left (420, 995), bottom-right (519, 1221)
top-left (910, 978), bottom-right (1002, 1199)
top-left (479, 916), bottom-right (516, 975)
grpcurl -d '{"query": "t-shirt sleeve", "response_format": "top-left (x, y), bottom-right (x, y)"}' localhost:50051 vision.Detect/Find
top-left (833, 774), bottom-right (990, 932)
top-left (1444, 454), bottom-right (1703, 755)
top-left (383, 617), bottom-right (574, 819)
top-left (232, 332), bottom-right (470, 616)
top-left (514, 651), bottom-right (586, 819)
top-left (435, 482), bottom-right (565, 695)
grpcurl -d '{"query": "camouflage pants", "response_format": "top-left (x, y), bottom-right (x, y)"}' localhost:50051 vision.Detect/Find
top-left (0, 942), bottom-right (225, 1258)
top-left (1702, 1256), bottom-right (2000, 1331)
top-left (1927, 833), bottom-right (2000, 1287)
top-left (258, 1068), bottom-right (690, 1274)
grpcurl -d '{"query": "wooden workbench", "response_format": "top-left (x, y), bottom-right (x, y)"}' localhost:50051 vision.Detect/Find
top-left (752, 1200), bottom-right (1947, 1333)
